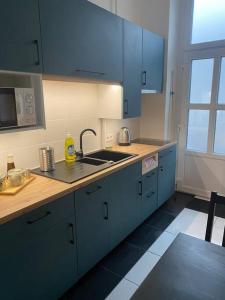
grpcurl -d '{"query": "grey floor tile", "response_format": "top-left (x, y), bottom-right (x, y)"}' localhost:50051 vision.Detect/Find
top-left (64, 266), bottom-right (121, 300)
top-left (126, 223), bottom-right (163, 251)
top-left (101, 241), bottom-right (145, 278)
top-left (144, 210), bottom-right (175, 230)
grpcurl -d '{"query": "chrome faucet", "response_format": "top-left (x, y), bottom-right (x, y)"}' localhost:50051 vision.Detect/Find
top-left (76, 128), bottom-right (97, 159)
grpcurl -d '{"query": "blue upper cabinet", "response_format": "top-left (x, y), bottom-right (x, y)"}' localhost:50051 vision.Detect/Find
top-left (142, 29), bottom-right (164, 92)
top-left (123, 20), bottom-right (142, 118)
top-left (158, 146), bottom-right (176, 207)
top-left (39, 0), bottom-right (123, 82)
top-left (0, 0), bottom-right (42, 73)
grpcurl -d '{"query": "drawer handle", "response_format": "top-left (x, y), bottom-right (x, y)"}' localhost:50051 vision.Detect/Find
top-left (86, 185), bottom-right (102, 195)
top-left (69, 223), bottom-right (75, 245)
top-left (27, 211), bottom-right (51, 224)
top-left (103, 202), bottom-right (109, 220)
top-left (75, 69), bottom-right (105, 76)
top-left (147, 172), bottom-right (155, 178)
top-left (142, 71), bottom-right (147, 85)
top-left (147, 192), bottom-right (155, 199)
top-left (33, 39), bottom-right (40, 66)
top-left (139, 181), bottom-right (143, 196)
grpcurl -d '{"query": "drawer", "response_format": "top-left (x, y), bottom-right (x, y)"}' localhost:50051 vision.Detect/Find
top-left (141, 190), bottom-right (157, 222)
top-left (142, 168), bottom-right (157, 194)
top-left (159, 145), bottom-right (176, 161)
top-left (75, 176), bottom-right (109, 199)
top-left (0, 193), bottom-right (75, 243)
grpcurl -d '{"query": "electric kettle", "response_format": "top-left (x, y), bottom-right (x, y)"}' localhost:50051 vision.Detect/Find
top-left (118, 127), bottom-right (131, 146)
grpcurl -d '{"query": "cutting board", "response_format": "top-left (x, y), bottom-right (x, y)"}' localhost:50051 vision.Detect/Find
top-left (0, 176), bottom-right (35, 195)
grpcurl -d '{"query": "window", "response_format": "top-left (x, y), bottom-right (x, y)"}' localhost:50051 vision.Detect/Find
top-left (185, 1), bottom-right (225, 155)
top-left (189, 59), bottom-right (213, 104)
top-left (187, 109), bottom-right (209, 152)
top-left (214, 111), bottom-right (225, 154)
top-left (218, 58), bottom-right (225, 104)
top-left (192, 0), bottom-right (225, 44)
top-left (186, 57), bottom-right (225, 155)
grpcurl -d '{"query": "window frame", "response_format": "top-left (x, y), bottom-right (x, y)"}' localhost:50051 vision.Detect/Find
top-left (185, 49), bottom-right (225, 156)
top-left (183, 0), bottom-right (225, 51)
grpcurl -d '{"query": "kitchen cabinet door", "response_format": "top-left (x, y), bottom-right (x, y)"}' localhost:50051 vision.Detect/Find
top-left (158, 146), bottom-right (176, 207)
top-left (39, 0), bottom-right (123, 82)
top-left (142, 29), bottom-right (164, 92)
top-left (140, 169), bottom-right (158, 223)
top-left (0, 194), bottom-right (77, 300)
top-left (75, 177), bottom-right (111, 278)
top-left (123, 20), bottom-right (142, 118)
top-left (109, 162), bottom-right (142, 249)
top-left (0, 0), bottom-right (42, 73)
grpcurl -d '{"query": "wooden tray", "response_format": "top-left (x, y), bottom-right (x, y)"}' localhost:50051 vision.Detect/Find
top-left (0, 176), bottom-right (35, 195)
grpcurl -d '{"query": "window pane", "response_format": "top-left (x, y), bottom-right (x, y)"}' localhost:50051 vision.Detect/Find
top-left (187, 110), bottom-right (209, 152)
top-left (214, 111), bottom-right (225, 154)
top-left (192, 0), bottom-right (225, 44)
top-left (218, 58), bottom-right (225, 104)
top-left (190, 59), bottom-right (213, 104)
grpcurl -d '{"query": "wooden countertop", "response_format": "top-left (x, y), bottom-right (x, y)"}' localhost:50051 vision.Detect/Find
top-left (0, 142), bottom-right (176, 225)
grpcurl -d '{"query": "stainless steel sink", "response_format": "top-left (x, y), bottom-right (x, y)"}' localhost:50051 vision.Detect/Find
top-left (79, 157), bottom-right (108, 166)
top-left (32, 149), bottom-right (136, 184)
top-left (85, 150), bottom-right (135, 163)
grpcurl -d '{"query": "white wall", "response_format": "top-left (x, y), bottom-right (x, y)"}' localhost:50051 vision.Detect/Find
top-left (0, 80), bottom-right (140, 173)
top-left (0, 81), bottom-right (100, 172)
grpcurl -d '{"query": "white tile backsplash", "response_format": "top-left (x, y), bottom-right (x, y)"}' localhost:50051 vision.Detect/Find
top-left (0, 80), bottom-right (140, 172)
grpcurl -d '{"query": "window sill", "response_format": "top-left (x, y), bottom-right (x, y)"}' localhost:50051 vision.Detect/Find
top-left (185, 150), bottom-right (225, 161)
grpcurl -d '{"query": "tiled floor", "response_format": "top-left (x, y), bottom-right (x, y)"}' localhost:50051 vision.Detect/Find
top-left (61, 192), bottom-right (225, 300)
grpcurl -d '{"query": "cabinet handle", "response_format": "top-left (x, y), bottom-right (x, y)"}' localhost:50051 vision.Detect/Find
top-left (147, 191), bottom-right (155, 199)
top-left (124, 99), bottom-right (129, 115)
top-left (75, 69), bottom-right (105, 76)
top-left (147, 172), bottom-right (155, 178)
top-left (33, 40), bottom-right (40, 66)
top-left (160, 167), bottom-right (164, 172)
top-left (142, 71), bottom-right (147, 85)
top-left (103, 202), bottom-right (109, 220)
top-left (27, 211), bottom-right (51, 224)
top-left (86, 185), bottom-right (102, 195)
top-left (69, 223), bottom-right (75, 245)
top-left (138, 180), bottom-right (143, 196)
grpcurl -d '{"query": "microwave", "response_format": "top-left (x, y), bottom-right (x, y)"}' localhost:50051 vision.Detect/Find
top-left (0, 87), bottom-right (36, 130)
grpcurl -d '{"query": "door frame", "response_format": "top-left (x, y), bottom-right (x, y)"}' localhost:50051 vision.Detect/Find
top-left (177, 47), bottom-right (225, 193)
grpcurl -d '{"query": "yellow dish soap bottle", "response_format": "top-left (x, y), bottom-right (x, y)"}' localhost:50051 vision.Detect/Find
top-left (65, 133), bottom-right (76, 162)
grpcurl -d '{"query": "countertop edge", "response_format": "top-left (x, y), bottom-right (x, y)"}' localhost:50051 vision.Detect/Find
top-left (0, 142), bottom-right (177, 225)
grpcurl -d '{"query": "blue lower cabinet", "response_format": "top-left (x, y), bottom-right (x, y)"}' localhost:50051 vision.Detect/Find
top-left (109, 162), bottom-right (142, 249)
top-left (75, 177), bottom-right (111, 278)
top-left (158, 146), bottom-right (176, 207)
top-left (0, 193), bottom-right (77, 300)
top-left (140, 169), bottom-right (158, 223)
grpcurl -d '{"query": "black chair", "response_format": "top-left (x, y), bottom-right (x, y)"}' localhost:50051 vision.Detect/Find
top-left (205, 192), bottom-right (225, 247)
